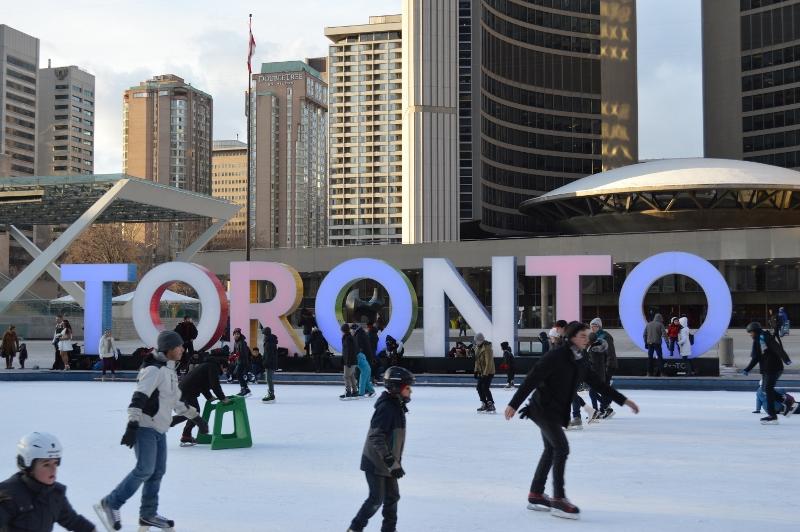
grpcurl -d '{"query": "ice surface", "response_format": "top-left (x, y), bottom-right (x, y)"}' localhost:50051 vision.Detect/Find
top-left (0, 382), bottom-right (796, 531)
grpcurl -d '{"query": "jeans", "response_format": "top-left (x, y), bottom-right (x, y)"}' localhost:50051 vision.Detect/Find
top-left (646, 343), bottom-right (663, 375)
top-left (667, 338), bottom-right (678, 357)
top-left (476, 375), bottom-right (494, 404)
top-left (531, 416), bottom-right (570, 499)
top-left (357, 353), bottom-right (375, 396)
top-left (571, 394), bottom-right (585, 418)
top-left (756, 385), bottom-right (786, 413)
top-left (350, 471), bottom-right (400, 532)
top-left (105, 427), bottom-right (167, 518)
top-left (762, 371), bottom-right (785, 417)
top-left (266, 368), bottom-right (275, 396)
top-left (238, 363), bottom-right (251, 390)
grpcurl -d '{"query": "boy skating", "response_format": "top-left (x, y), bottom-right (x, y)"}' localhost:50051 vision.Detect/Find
top-left (0, 432), bottom-right (97, 531)
top-left (347, 366), bottom-right (414, 532)
top-left (177, 357), bottom-right (229, 446)
top-left (94, 331), bottom-right (209, 531)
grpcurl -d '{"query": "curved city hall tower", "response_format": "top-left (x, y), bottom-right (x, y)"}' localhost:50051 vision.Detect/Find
top-left (479, 0), bottom-right (638, 235)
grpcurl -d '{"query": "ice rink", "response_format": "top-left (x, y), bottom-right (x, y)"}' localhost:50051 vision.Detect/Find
top-left (0, 382), bottom-right (797, 531)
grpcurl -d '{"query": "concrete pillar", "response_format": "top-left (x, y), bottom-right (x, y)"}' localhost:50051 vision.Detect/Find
top-left (540, 276), bottom-right (550, 328)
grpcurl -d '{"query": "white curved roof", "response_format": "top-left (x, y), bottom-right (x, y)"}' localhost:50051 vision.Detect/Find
top-left (529, 158), bottom-right (800, 203)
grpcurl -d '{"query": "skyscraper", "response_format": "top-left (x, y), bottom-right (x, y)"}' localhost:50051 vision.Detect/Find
top-left (37, 65), bottom-right (95, 176)
top-left (479, 0), bottom-right (638, 235)
top-left (123, 74), bottom-right (213, 260)
top-left (325, 15), bottom-right (404, 246)
top-left (210, 139), bottom-right (247, 248)
top-left (703, 0), bottom-right (800, 170)
top-left (251, 61), bottom-right (328, 249)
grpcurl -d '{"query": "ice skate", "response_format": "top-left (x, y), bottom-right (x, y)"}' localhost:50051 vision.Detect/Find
top-left (567, 416), bottom-right (583, 430)
top-left (93, 498), bottom-right (121, 531)
top-left (138, 514), bottom-right (175, 531)
top-left (485, 401), bottom-right (497, 413)
top-left (587, 408), bottom-right (601, 423)
top-left (550, 497), bottom-right (580, 520)
top-left (527, 491), bottom-right (551, 511)
top-left (601, 407), bottom-right (615, 419)
top-left (339, 390), bottom-right (358, 400)
top-left (237, 387), bottom-right (251, 398)
top-left (761, 415), bottom-right (779, 425)
top-left (365, 390), bottom-right (376, 398)
top-left (179, 436), bottom-right (196, 447)
top-left (782, 394), bottom-right (796, 416)
top-left (261, 394), bottom-right (276, 403)
top-left (477, 402), bottom-right (488, 413)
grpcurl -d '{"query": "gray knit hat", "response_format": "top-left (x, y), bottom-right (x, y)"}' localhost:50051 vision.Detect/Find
top-left (590, 317), bottom-right (603, 328)
top-left (474, 332), bottom-right (485, 343)
top-left (157, 330), bottom-right (183, 353)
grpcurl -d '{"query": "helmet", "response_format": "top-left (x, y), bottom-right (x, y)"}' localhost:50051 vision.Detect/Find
top-left (17, 432), bottom-right (62, 470)
top-left (383, 366), bottom-right (415, 394)
top-left (746, 322), bottom-right (762, 333)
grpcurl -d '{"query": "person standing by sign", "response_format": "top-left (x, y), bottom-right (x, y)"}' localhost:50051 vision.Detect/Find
top-left (98, 329), bottom-right (117, 381)
top-left (643, 314), bottom-right (666, 376)
top-left (261, 326), bottom-right (279, 403)
top-left (58, 320), bottom-right (74, 371)
top-left (353, 324), bottom-right (376, 398)
top-left (474, 333), bottom-right (495, 413)
top-left (232, 328), bottom-right (252, 398)
top-left (52, 315), bottom-right (65, 370)
top-left (505, 321), bottom-right (639, 520)
top-left (501, 341), bottom-right (515, 388)
top-left (2, 325), bottom-right (19, 370)
top-left (340, 324), bottom-right (359, 400)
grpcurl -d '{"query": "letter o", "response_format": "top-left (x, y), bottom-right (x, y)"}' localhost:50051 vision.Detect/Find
top-left (315, 259), bottom-right (417, 354)
top-left (619, 252), bottom-right (731, 358)
top-left (133, 262), bottom-right (228, 351)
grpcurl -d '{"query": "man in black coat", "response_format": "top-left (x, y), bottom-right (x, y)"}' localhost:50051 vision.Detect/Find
top-left (177, 358), bottom-right (229, 445)
top-left (742, 322), bottom-right (793, 423)
top-left (262, 327), bottom-right (279, 403)
top-left (505, 321), bottom-right (639, 520)
top-left (309, 326), bottom-right (329, 373)
top-left (340, 324), bottom-right (358, 399)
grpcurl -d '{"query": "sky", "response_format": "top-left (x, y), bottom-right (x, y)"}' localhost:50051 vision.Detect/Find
top-left (1, 0), bottom-right (703, 174)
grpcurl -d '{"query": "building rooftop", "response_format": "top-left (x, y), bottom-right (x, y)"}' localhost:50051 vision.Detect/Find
top-left (259, 61), bottom-right (321, 79)
top-left (213, 140), bottom-right (247, 151)
top-left (324, 14), bottom-right (402, 40)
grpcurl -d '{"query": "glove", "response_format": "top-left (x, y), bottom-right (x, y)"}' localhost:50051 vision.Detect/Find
top-left (193, 415), bottom-right (210, 434)
top-left (170, 415), bottom-right (187, 427)
top-left (383, 454), bottom-right (396, 468)
top-left (391, 467), bottom-right (405, 479)
top-left (120, 421), bottom-right (139, 448)
top-left (518, 405), bottom-right (530, 420)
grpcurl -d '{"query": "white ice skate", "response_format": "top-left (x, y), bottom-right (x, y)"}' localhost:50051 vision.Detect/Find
top-left (93, 499), bottom-right (120, 531)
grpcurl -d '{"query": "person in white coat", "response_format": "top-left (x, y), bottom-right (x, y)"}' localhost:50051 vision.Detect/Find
top-left (677, 316), bottom-right (694, 376)
top-left (98, 329), bottom-right (117, 381)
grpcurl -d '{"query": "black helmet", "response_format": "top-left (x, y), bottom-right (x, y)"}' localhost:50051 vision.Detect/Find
top-left (383, 366), bottom-right (415, 394)
top-left (746, 322), bottom-right (762, 333)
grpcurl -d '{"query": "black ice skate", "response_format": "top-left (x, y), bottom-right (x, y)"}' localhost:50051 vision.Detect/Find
top-left (485, 401), bottom-right (497, 413)
top-left (782, 394), bottom-right (796, 416)
top-left (550, 497), bottom-right (580, 520)
top-left (138, 514), bottom-right (175, 531)
top-left (761, 415), bottom-right (779, 425)
top-left (527, 491), bottom-right (552, 511)
top-left (93, 498), bottom-right (121, 531)
top-left (237, 387), bottom-right (251, 398)
top-left (262, 394), bottom-right (276, 403)
top-left (477, 402), bottom-right (488, 412)
top-left (601, 407), bottom-right (615, 419)
top-left (339, 390), bottom-right (358, 400)
top-left (567, 417), bottom-right (583, 430)
top-left (179, 436), bottom-right (196, 447)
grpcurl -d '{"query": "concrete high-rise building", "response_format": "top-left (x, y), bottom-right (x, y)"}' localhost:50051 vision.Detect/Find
top-left (251, 61), bottom-right (328, 248)
top-left (305, 57), bottom-right (328, 84)
top-left (479, 0), bottom-right (638, 235)
top-left (210, 139), bottom-right (247, 248)
top-left (458, 1), bottom-right (483, 224)
top-left (123, 74), bottom-right (213, 260)
top-left (401, 0), bottom-right (460, 243)
top-left (0, 25), bottom-right (39, 277)
top-left (325, 16), bottom-right (404, 246)
top-left (703, 0), bottom-right (800, 170)
top-left (37, 65), bottom-right (95, 176)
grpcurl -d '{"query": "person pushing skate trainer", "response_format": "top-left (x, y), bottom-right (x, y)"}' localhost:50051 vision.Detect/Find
top-left (504, 321), bottom-right (640, 520)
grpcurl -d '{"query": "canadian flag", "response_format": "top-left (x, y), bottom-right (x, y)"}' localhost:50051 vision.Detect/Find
top-left (247, 16), bottom-right (256, 74)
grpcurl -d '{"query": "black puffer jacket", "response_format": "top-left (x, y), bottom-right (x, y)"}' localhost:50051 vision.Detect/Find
top-left (0, 472), bottom-right (95, 532)
top-left (180, 361), bottom-right (226, 401)
top-left (354, 328), bottom-right (374, 359)
top-left (342, 333), bottom-right (357, 367)
top-left (360, 392), bottom-right (407, 477)
top-left (262, 328), bottom-right (278, 371)
top-left (309, 329), bottom-right (328, 355)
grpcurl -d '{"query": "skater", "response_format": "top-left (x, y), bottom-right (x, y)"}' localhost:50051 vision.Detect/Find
top-left (457, 315), bottom-right (468, 337)
top-left (754, 377), bottom-right (794, 415)
top-left (501, 341), bottom-right (515, 388)
top-left (98, 329), bottom-right (117, 381)
top-left (299, 308), bottom-right (316, 357)
top-left (677, 317), bottom-right (694, 376)
top-left (385, 335), bottom-right (404, 368)
top-left (341, 323), bottom-right (359, 399)
top-left (742, 322), bottom-right (793, 424)
top-left (347, 366), bottom-right (415, 532)
top-left (473, 332), bottom-right (495, 413)
top-left (643, 314), bottom-right (666, 376)
top-left (778, 307), bottom-right (790, 337)
top-left (261, 326), bottom-right (278, 403)
top-left (52, 315), bottom-right (65, 370)
top-left (548, 320), bottom-right (567, 349)
top-left (666, 317), bottom-right (680, 357)
top-left (173, 315), bottom-right (197, 374)
top-left (57, 319), bottom-right (74, 371)
top-left (177, 356), bottom-right (229, 446)
top-left (2, 325), bottom-right (19, 370)
top-left (588, 318), bottom-right (617, 419)
top-left (0, 432), bottom-right (97, 531)
top-left (232, 328), bottom-right (252, 397)
top-left (309, 325), bottom-right (329, 373)
top-left (505, 321), bottom-right (639, 520)
top-left (95, 330), bottom-right (209, 532)
top-left (353, 324), bottom-right (376, 398)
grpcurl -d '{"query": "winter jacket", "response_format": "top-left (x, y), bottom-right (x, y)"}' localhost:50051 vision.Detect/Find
top-left (98, 335), bottom-right (116, 359)
top-left (1, 330), bottom-right (18, 356)
top-left (508, 344), bottom-right (627, 428)
top-left (354, 328), bottom-right (375, 359)
top-left (342, 333), bottom-right (357, 367)
top-left (174, 321), bottom-right (198, 343)
top-left (745, 329), bottom-right (792, 374)
top-left (677, 317), bottom-right (692, 357)
top-left (667, 318), bottom-right (681, 339)
top-left (474, 341), bottom-right (495, 376)
top-left (643, 314), bottom-right (666, 345)
top-left (360, 392), bottom-right (407, 477)
top-left (385, 336), bottom-right (404, 366)
top-left (502, 346), bottom-right (514, 368)
top-left (180, 361), bottom-right (226, 401)
top-left (595, 329), bottom-right (618, 370)
top-left (0, 472), bottom-right (95, 532)
top-left (127, 352), bottom-right (199, 433)
top-left (368, 327), bottom-right (379, 357)
top-left (587, 333), bottom-right (608, 381)
top-left (262, 329), bottom-right (278, 371)
top-left (300, 314), bottom-right (316, 335)
top-left (309, 329), bottom-right (328, 356)
top-left (234, 335), bottom-right (252, 372)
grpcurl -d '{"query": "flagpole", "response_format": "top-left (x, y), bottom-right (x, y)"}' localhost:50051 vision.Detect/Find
top-left (246, 13), bottom-right (252, 261)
